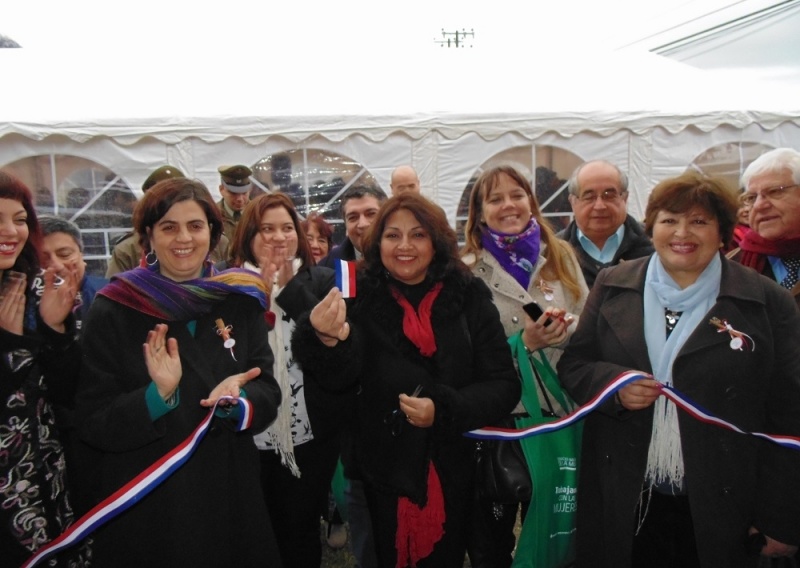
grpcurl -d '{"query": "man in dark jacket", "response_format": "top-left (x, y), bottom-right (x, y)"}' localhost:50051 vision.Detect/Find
top-left (557, 160), bottom-right (653, 287)
top-left (319, 184), bottom-right (386, 268)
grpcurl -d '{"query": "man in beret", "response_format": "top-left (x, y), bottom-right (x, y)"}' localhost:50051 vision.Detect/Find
top-left (217, 164), bottom-right (254, 240)
top-left (106, 165), bottom-right (229, 276)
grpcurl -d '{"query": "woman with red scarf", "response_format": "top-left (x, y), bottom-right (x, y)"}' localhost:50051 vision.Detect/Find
top-left (293, 194), bottom-right (520, 567)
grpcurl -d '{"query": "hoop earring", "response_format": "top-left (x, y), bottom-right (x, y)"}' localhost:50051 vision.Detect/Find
top-left (145, 250), bottom-right (158, 266)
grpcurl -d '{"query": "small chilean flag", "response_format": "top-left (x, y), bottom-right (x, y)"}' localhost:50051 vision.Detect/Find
top-left (335, 260), bottom-right (357, 298)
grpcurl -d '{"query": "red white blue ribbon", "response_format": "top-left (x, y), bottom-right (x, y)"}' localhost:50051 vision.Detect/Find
top-left (22, 395), bottom-right (253, 568)
top-left (466, 370), bottom-right (800, 452)
top-left (659, 385), bottom-right (800, 451)
top-left (335, 259), bottom-right (357, 298)
top-left (467, 371), bottom-right (641, 440)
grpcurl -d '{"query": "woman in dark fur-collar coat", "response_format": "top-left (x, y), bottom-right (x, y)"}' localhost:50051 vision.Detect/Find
top-left (293, 194), bottom-right (520, 568)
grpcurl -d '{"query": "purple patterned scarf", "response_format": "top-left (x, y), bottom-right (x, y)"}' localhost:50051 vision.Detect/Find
top-left (99, 263), bottom-right (269, 321)
top-left (481, 218), bottom-right (541, 290)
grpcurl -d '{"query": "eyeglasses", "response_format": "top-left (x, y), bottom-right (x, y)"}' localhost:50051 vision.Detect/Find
top-left (740, 184), bottom-right (800, 207)
top-left (575, 189), bottom-right (625, 204)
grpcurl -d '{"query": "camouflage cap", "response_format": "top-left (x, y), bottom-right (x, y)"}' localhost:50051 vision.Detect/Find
top-left (218, 164), bottom-right (253, 194)
top-left (142, 165), bottom-right (185, 191)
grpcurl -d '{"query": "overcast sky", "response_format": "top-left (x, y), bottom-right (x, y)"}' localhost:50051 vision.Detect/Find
top-left (2, 0), bottom-right (796, 118)
top-left (4, 0), bottom-right (782, 56)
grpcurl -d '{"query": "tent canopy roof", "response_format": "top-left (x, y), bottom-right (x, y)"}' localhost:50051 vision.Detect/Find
top-left (2, 0), bottom-right (799, 144)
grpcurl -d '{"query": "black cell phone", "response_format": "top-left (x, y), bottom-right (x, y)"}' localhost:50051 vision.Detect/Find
top-left (523, 301), bottom-right (553, 326)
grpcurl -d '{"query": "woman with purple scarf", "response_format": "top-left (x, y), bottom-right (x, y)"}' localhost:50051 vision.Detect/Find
top-left (461, 165), bottom-right (589, 567)
top-left (74, 178), bottom-right (284, 568)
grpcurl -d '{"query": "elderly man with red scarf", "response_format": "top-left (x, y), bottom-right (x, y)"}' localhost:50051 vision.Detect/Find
top-left (734, 147), bottom-right (800, 307)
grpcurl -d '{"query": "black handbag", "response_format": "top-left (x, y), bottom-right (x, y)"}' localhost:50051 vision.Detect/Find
top-left (474, 354), bottom-right (563, 505)
top-left (474, 416), bottom-right (532, 504)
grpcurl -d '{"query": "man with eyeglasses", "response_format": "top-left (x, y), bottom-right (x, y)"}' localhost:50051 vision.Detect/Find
top-left (558, 160), bottom-right (653, 287)
top-left (735, 147), bottom-right (800, 304)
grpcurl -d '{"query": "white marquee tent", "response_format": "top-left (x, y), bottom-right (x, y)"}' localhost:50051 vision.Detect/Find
top-left (1, 0), bottom-right (799, 269)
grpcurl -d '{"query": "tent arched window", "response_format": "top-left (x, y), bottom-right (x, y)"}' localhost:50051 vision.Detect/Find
top-left (456, 144), bottom-right (583, 239)
top-left (1, 154), bottom-right (136, 276)
top-left (688, 142), bottom-right (775, 193)
top-left (252, 149), bottom-right (384, 244)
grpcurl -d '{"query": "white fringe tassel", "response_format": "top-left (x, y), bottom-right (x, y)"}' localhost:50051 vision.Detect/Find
top-left (644, 396), bottom-right (684, 487)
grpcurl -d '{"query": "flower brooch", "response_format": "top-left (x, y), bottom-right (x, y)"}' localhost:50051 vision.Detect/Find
top-left (709, 317), bottom-right (755, 352)
top-left (215, 318), bottom-right (237, 360)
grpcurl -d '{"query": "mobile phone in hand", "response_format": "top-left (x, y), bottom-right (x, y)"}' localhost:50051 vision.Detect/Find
top-left (523, 301), bottom-right (553, 326)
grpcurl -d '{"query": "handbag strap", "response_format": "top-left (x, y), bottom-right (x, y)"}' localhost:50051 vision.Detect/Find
top-left (530, 358), bottom-right (557, 417)
top-left (509, 332), bottom-right (570, 419)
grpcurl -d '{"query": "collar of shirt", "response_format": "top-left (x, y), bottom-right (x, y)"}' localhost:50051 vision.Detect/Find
top-left (767, 256), bottom-right (789, 283)
top-left (577, 223), bottom-right (625, 263)
top-left (221, 199), bottom-right (239, 221)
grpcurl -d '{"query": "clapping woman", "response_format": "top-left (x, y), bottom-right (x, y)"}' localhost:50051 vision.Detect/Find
top-left (75, 178), bottom-right (283, 567)
top-left (0, 172), bottom-right (86, 566)
top-left (226, 193), bottom-right (344, 568)
top-left (294, 194), bottom-right (520, 567)
top-left (558, 171), bottom-right (800, 566)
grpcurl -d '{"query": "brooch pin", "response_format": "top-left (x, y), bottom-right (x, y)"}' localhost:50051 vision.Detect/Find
top-left (709, 317), bottom-right (755, 352)
top-left (538, 278), bottom-right (555, 302)
top-left (215, 318), bottom-right (237, 360)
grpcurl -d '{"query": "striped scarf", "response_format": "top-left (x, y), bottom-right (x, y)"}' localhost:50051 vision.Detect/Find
top-left (99, 264), bottom-right (270, 320)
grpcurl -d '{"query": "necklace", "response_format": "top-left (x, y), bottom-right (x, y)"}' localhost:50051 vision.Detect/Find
top-left (664, 309), bottom-right (682, 336)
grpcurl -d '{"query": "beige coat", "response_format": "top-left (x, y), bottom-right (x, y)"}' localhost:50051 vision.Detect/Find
top-left (463, 243), bottom-right (589, 412)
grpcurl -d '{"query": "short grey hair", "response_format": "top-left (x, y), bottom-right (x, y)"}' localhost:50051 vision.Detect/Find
top-left (38, 215), bottom-right (84, 252)
top-left (567, 160), bottom-right (629, 196)
top-left (741, 147), bottom-right (800, 190)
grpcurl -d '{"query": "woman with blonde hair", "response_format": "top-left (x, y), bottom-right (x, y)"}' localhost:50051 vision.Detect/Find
top-left (462, 165), bottom-right (588, 567)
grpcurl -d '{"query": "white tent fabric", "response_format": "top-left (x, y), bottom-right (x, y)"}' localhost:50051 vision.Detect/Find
top-left (1, 26), bottom-right (799, 230)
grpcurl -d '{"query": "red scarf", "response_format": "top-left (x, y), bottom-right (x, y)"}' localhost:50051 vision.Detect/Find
top-left (390, 282), bottom-right (443, 357)
top-left (389, 281), bottom-right (446, 566)
top-left (395, 462), bottom-right (445, 568)
top-left (739, 229), bottom-right (800, 273)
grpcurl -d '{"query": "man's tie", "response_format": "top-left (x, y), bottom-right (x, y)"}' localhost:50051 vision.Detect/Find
top-left (780, 257), bottom-right (800, 289)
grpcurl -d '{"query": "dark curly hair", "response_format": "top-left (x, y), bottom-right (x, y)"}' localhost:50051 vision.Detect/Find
top-left (0, 171), bottom-right (42, 279)
top-left (361, 193), bottom-right (470, 283)
top-left (133, 178), bottom-right (224, 254)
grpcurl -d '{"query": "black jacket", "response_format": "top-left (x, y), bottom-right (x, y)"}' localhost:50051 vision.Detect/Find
top-left (274, 265), bottom-right (354, 441)
top-left (318, 237), bottom-right (357, 268)
top-left (292, 269), bottom-right (520, 504)
top-left (557, 214), bottom-right (653, 288)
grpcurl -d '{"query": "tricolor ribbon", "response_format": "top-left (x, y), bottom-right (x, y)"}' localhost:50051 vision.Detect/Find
top-left (22, 396), bottom-right (253, 568)
top-left (335, 259), bottom-right (357, 298)
top-left (466, 371), bottom-right (800, 452)
top-left (467, 371), bottom-right (642, 440)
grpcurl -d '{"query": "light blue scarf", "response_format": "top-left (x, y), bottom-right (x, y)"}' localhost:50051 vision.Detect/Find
top-left (642, 252), bottom-right (721, 488)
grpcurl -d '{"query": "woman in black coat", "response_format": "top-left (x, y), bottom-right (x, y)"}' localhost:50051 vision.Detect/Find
top-left (558, 172), bottom-right (800, 568)
top-left (75, 179), bottom-right (283, 568)
top-left (294, 193), bottom-right (521, 567)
